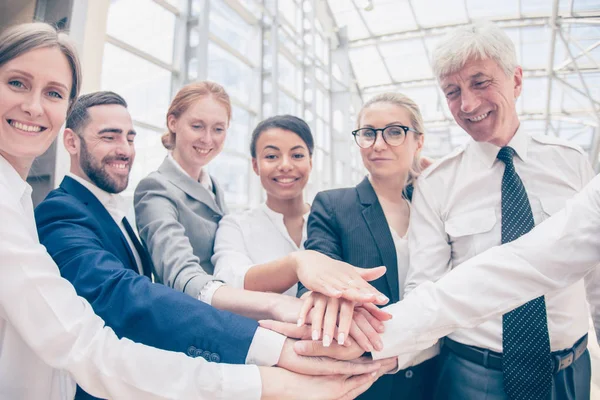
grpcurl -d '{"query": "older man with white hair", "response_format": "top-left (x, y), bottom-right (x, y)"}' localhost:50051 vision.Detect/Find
top-left (393, 21), bottom-right (598, 400)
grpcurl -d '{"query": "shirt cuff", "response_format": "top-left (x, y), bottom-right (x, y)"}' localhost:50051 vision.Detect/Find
top-left (389, 342), bottom-right (440, 373)
top-left (198, 280), bottom-right (226, 305)
top-left (245, 327), bottom-right (286, 366)
top-left (218, 364), bottom-right (262, 400)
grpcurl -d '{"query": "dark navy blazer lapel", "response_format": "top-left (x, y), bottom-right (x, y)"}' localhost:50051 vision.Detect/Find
top-left (356, 177), bottom-right (400, 303)
top-left (60, 176), bottom-right (139, 274)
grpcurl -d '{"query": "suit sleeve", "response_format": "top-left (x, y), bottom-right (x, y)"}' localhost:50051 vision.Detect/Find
top-left (298, 191), bottom-right (344, 297)
top-left (134, 175), bottom-right (216, 299)
top-left (35, 194), bottom-right (258, 365)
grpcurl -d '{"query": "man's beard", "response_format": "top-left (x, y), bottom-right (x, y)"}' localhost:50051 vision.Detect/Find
top-left (80, 139), bottom-right (129, 194)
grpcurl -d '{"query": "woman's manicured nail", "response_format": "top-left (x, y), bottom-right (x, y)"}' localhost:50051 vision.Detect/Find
top-left (312, 330), bottom-right (319, 341)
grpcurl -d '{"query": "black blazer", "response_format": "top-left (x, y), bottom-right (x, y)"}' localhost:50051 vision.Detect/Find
top-left (299, 177), bottom-right (402, 303)
top-left (300, 177), bottom-right (434, 400)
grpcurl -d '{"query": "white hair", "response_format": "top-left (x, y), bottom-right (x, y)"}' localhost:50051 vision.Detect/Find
top-left (432, 20), bottom-right (518, 80)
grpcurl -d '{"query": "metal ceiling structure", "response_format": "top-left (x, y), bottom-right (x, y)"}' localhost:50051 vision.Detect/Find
top-left (326, 0), bottom-right (600, 167)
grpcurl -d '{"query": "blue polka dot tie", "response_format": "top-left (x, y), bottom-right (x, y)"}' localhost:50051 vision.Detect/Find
top-left (497, 147), bottom-right (553, 400)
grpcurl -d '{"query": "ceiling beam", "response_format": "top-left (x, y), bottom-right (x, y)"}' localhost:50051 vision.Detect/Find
top-left (554, 76), bottom-right (600, 108)
top-left (349, 16), bottom-right (549, 48)
top-left (555, 40), bottom-right (600, 70)
top-left (359, 66), bottom-right (600, 92)
top-left (348, 15), bottom-right (600, 49)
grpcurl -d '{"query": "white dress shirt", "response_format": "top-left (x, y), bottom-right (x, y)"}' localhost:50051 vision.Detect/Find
top-left (212, 203), bottom-right (308, 296)
top-left (67, 173), bottom-right (144, 275)
top-left (68, 172), bottom-right (285, 372)
top-left (390, 228), bottom-right (409, 300)
top-left (404, 127), bottom-right (598, 353)
top-left (373, 173), bottom-right (600, 360)
top-left (388, 228), bottom-right (440, 369)
top-left (0, 155), bottom-right (261, 400)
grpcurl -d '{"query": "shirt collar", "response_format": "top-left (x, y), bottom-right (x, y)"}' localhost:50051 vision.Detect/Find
top-left (67, 172), bottom-right (128, 216)
top-left (260, 202), bottom-right (310, 222)
top-left (470, 125), bottom-right (530, 168)
top-left (0, 154), bottom-right (31, 204)
top-left (167, 152), bottom-right (213, 192)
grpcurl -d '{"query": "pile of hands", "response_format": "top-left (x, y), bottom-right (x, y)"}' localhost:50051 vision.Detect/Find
top-left (259, 251), bottom-right (399, 400)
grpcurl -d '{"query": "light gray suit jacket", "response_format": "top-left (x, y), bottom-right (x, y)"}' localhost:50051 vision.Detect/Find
top-left (134, 157), bottom-right (228, 299)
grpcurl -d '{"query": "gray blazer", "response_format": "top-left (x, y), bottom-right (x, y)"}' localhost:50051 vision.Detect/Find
top-left (134, 157), bottom-right (228, 299)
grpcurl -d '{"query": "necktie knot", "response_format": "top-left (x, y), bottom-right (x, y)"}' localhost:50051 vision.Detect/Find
top-left (497, 146), bottom-right (516, 165)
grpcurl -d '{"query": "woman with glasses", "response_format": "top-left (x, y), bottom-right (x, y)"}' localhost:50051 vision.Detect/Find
top-left (296, 93), bottom-right (438, 399)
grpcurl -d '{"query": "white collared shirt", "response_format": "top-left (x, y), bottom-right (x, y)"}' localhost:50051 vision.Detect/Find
top-left (388, 227), bottom-right (440, 369)
top-left (373, 173), bottom-right (600, 360)
top-left (67, 173), bottom-right (144, 275)
top-left (0, 155), bottom-right (262, 400)
top-left (212, 203), bottom-right (308, 296)
top-left (404, 127), bottom-right (598, 353)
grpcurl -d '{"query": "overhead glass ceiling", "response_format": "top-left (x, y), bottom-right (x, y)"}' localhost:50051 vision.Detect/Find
top-left (326, 0), bottom-right (600, 164)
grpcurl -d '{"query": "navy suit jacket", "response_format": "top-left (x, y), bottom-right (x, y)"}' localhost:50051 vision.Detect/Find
top-left (35, 177), bottom-right (258, 398)
top-left (300, 177), bottom-right (403, 303)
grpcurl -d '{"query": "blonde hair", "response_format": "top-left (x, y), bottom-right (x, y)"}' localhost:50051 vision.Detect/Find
top-left (357, 92), bottom-right (425, 188)
top-left (162, 81), bottom-right (232, 150)
top-left (0, 22), bottom-right (81, 113)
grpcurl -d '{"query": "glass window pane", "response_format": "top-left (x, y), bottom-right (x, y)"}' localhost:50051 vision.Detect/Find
top-left (208, 42), bottom-right (256, 106)
top-left (210, 1), bottom-right (261, 65)
top-left (279, 1), bottom-right (300, 31)
top-left (101, 43), bottom-right (171, 128)
top-left (208, 154), bottom-right (249, 205)
top-left (316, 67), bottom-right (330, 90)
top-left (227, 106), bottom-right (252, 154)
top-left (279, 27), bottom-right (302, 57)
top-left (278, 90), bottom-right (299, 115)
top-left (278, 53), bottom-right (302, 96)
top-left (124, 125), bottom-right (166, 197)
top-left (316, 89), bottom-right (324, 118)
top-left (165, 0), bottom-right (186, 11)
top-left (106, 0), bottom-right (175, 64)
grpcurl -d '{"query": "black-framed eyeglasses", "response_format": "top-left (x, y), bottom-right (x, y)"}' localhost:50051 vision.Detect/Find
top-left (351, 125), bottom-right (420, 149)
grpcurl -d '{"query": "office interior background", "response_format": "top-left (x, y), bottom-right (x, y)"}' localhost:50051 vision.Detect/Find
top-left (1, 0), bottom-right (599, 393)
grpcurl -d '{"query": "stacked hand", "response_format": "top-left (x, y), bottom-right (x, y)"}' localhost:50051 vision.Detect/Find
top-left (259, 327), bottom-right (399, 399)
top-left (297, 292), bottom-right (392, 351)
top-left (291, 251), bottom-right (390, 304)
top-left (258, 251), bottom-right (398, 399)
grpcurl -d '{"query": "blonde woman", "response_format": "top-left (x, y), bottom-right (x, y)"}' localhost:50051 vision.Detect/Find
top-left (296, 93), bottom-right (438, 399)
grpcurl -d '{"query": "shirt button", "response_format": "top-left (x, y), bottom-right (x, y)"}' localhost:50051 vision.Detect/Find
top-left (405, 370), bottom-right (413, 379)
top-left (210, 353), bottom-right (221, 363)
top-left (202, 350), bottom-right (212, 361)
top-left (195, 349), bottom-right (204, 358)
top-left (187, 346), bottom-right (196, 357)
